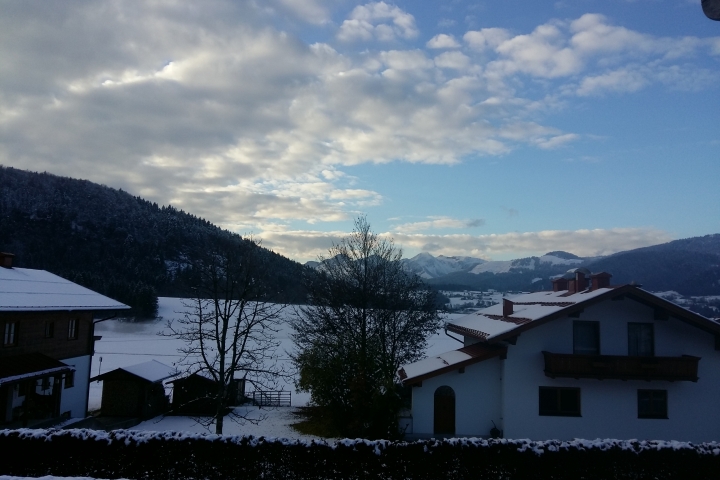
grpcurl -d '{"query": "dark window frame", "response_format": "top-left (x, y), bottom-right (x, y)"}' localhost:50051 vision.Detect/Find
top-left (44, 321), bottom-right (55, 339)
top-left (638, 389), bottom-right (668, 419)
top-left (67, 318), bottom-right (78, 340)
top-left (539, 387), bottom-right (581, 417)
top-left (573, 320), bottom-right (600, 355)
top-left (3, 321), bottom-right (18, 346)
top-left (64, 371), bottom-right (75, 389)
top-left (628, 323), bottom-right (654, 357)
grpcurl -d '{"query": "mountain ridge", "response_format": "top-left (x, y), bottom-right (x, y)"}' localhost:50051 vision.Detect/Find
top-left (0, 166), bottom-right (308, 315)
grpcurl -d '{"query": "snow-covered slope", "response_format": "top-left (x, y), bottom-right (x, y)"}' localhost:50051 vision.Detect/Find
top-left (402, 253), bottom-right (486, 279)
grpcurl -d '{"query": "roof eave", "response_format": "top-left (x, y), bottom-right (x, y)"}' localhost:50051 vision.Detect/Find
top-left (400, 345), bottom-right (507, 386)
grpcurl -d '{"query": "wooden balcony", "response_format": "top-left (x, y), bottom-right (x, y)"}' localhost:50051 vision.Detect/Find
top-left (542, 352), bottom-right (700, 382)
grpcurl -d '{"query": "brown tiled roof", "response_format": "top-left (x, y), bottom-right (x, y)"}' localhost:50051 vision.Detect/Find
top-left (484, 314), bottom-right (533, 325)
top-left (446, 323), bottom-right (490, 340)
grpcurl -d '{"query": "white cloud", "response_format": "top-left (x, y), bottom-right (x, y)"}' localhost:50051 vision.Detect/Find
top-left (0, 3), bottom-right (716, 233)
top-left (337, 2), bottom-right (418, 42)
top-left (427, 34), bottom-right (460, 49)
top-left (434, 51), bottom-right (471, 70)
top-left (259, 226), bottom-right (673, 262)
top-left (392, 227), bottom-right (673, 259)
top-left (576, 67), bottom-right (648, 96)
top-left (392, 216), bottom-right (485, 233)
top-left (275, 0), bottom-right (332, 24)
top-left (535, 133), bottom-right (580, 149)
top-left (464, 28), bottom-right (511, 52)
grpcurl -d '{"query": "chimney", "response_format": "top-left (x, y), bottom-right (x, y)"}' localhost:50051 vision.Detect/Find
top-left (590, 272), bottom-right (612, 290)
top-left (552, 277), bottom-right (568, 292)
top-left (0, 252), bottom-right (15, 269)
top-left (503, 298), bottom-right (514, 316)
top-left (567, 278), bottom-right (577, 294)
top-left (575, 271), bottom-right (588, 292)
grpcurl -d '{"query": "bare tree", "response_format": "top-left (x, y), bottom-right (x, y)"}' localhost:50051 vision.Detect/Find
top-left (165, 237), bottom-right (285, 434)
top-left (291, 217), bottom-right (442, 438)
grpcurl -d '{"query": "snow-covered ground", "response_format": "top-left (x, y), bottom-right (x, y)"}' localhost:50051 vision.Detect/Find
top-left (86, 297), bottom-right (463, 439)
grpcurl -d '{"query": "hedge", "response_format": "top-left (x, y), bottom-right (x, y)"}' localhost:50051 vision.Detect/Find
top-left (1, 429), bottom-right (719, 479)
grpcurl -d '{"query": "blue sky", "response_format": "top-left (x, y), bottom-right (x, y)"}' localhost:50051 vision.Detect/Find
top-left (1, 0), bottom-right (718, 262)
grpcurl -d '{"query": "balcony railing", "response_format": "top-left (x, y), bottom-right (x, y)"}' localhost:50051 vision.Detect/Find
top-left (542, 352), bottom-right (700, 382)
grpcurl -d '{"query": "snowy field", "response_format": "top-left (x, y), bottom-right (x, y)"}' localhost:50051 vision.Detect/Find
top-left (87, 297), bottom-right (462, 439)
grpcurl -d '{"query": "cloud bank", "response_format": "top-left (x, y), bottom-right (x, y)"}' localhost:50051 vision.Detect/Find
top-left (0, 2), bottom-right (713, 260)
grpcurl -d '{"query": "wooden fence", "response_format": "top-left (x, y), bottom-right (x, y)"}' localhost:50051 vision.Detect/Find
top-left (249, 390), bottom-right (291, 407)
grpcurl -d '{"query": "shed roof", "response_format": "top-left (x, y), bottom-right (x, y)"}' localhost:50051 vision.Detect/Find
top-left (0, 267), bottom-right (130, 312)
top-left (92, 360), bottom-right (177, 383)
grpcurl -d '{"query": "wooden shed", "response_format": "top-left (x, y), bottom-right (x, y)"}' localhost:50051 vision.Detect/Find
top-left (91, 360), bottom-right (177, 419)
top-left (169, 373), bottom-right (245, 416)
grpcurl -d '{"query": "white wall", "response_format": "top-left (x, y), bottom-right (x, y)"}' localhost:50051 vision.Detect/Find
top-left (59, 354), bottom-right (91, 418)
top-left (501, 297), bottom-right (720, 442)
top-left (411, 357), bottom-right (502, 437)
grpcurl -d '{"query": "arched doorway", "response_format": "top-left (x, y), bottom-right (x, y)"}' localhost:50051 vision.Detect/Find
top-left (433, 386), bottom-right (455, 435)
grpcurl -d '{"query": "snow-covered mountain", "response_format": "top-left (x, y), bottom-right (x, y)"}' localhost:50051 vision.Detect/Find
top-left (401, 252), bottom-right (486, 279)
top-left (469, 252), bottom-right (584, 275)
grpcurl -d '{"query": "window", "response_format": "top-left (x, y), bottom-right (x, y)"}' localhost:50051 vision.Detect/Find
top-left (628, 323), bottom-right (654, 356)
top-left (68, 318), bottom-right (78, 340)
top-left (44, 321), bottom-right (55, 338)
top-left (573, 321), bottom-right (600, 355)
top-left (638, 390), bottom-right (667, 419)
top-left (3, 322), bottom-right (18, 346)
top-left (539, 387), bottom-right (581, 416)
top-left (41, 377), bottom-right (50, 391)
top-left (64, 371), bottom-right (75, 389)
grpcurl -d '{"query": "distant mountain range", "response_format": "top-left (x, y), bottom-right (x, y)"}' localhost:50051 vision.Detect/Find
top-left (399, 237), bottom-right (720, 296)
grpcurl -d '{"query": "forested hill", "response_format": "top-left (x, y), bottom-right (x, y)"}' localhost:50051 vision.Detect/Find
top-left (0, 166), bottom-right (307, 317)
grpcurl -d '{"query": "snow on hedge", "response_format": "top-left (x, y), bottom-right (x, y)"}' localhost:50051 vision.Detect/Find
top-left (2, 428), bottom-right (719, 456)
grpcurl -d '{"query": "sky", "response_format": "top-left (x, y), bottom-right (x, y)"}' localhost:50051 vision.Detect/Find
top-left (1, 0), bottom-right (718, 263)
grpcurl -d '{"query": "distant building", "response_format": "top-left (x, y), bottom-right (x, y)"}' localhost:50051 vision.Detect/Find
top-left (399, 269), bottom-right (720, 442)
top-left (0, 252), bottom-right (129, 426)
top-left (91, 360), bottom-right (177, 419)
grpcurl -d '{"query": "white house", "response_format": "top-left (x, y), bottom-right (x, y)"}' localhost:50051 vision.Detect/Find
top-left (399, 269), bottom-right (720, 442)
top-left (0, 252), bottom-right (129, 425)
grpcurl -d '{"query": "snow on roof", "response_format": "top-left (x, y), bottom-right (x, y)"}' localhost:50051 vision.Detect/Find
top-left (448, 287), bottom-right (615, 342)
top-left (120, 360), bottom-right (178, 383)
top-left (401, 350), bottom-right (472, 381)
top-left (0, 267), bottom-right (130, 311)
top-left (399, 343), bottom-right (507, 384)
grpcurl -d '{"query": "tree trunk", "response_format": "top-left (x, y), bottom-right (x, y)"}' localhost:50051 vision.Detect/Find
top-left (215, 409), bottom-right (224, 434)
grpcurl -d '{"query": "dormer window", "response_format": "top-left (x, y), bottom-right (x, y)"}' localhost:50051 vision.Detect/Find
top-left (573, 321), bottom-right (600, 355)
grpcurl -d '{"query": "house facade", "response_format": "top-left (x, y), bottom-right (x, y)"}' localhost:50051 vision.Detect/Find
top-left (399, 269), bottom-right (720, 442)
top-left (0, 252), bottom-right (129, 425)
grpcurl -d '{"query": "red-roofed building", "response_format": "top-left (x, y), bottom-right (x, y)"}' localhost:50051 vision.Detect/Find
top-left (0, 253), bottom-right (129, 426)
top-left (399, 269), bottom-right (720, 442)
